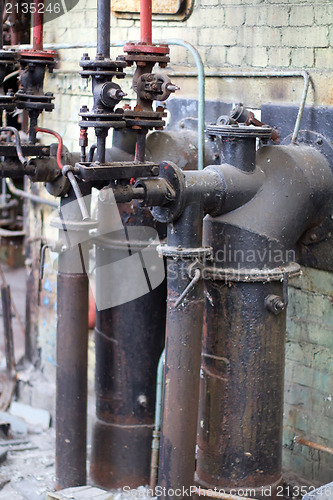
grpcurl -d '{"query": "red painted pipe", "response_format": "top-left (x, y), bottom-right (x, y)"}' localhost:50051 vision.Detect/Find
top-left (140, 0), bottom-right (152, 45)
top-left (32, 0), bottom-right (43, 50)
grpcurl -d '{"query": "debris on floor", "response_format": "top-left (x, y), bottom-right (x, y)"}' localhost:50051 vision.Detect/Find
top-left (47, 485), bottom-right (113, 500)
top-left (0, 413), bottom-right (55, 499)
top-left (8, 402), bottom-right (50, 433)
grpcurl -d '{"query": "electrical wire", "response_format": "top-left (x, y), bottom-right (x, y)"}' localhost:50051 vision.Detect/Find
top-left (35, 126), bottom-right (64, 170)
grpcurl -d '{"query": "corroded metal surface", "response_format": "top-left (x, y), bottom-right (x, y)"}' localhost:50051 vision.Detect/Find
top-left (196, 280), bottom-right (286, 495)
top-left (56, 272), bottom-right (89, 489)
top-left (91, 202), bottom-right (166, 489)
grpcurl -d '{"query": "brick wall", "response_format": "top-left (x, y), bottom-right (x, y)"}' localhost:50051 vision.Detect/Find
top-left (41, 0), bottom-right (333, 148)
top-left (284, 268), bottom-right (333, 486)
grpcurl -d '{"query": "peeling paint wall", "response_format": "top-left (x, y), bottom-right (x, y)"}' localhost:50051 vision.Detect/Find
top-left (41, 0), bottom-right (333, 148)
top-left (284, 268), bottom-right (333, 486)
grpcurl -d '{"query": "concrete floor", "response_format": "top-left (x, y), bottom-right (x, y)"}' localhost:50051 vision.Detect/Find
top-left (0, 264), bottom-right (57, 499)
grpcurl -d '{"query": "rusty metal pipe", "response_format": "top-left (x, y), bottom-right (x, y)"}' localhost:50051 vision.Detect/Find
top-left (197, 278), bottom-right (286, 495)
top-left (0, 0), bottom-right (3, 50)
top-left (55, 188), bottom-right (91, 489)
top-left (1, 285), bottom-right (16, 376)
top-left (294, 436), bottom-right (333, 456)
top-left (158, 202), bottom-right (205, 500)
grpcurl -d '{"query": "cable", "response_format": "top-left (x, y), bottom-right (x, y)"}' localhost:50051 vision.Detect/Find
top-left (35, 127), bottom-right (64, 170)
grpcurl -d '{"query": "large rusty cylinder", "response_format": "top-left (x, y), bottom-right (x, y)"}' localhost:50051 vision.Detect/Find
top-left (197, 142), bottom-right (333, 499)
top-left (90, 420), bottom-right (155, 488)
top-left (94, 281), bottom-right (166, 424)
top-left (90, 199), bottom-right (166, 489)
top-left (196, 279), bottom-right (286, 496)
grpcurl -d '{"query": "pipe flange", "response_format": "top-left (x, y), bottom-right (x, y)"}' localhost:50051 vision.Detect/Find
top-left (204, 262), bottom-right (301, 282)
top-left (123, 108), bottom-right (166, 130)
top-left (157, 244), bottom-right (212, 260)
top-left (207, 123), bottom-right (273, 139)
top-left (44, 176), bottom-right (70, 198)
top-left (151, 161), bottom-right (185, 222)
top-left (123, 42), bottom-right (170, 68)
top-left (0, 49), bottom-right (18, 62)
top-left (79, 55), bottom-right (126, 79)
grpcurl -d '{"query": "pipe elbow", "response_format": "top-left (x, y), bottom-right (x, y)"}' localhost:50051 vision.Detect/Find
top-left (204, 163), bottom-right (265, 216)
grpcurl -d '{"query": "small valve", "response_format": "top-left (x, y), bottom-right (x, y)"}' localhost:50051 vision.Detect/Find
top-left (137, 73), bottom-right (179, 102)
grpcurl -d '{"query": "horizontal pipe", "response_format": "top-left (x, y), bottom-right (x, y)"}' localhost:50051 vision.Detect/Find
top-left (13, 39), bottom-right (205, 171)
top-left (6, 178), bottom-right (58, 207)
top-left (200, 70), bottom-right (309, 144)
top-left (13, 44), bottom-right (308, 155)
top-left (294, 436), bottom-right (333, 456)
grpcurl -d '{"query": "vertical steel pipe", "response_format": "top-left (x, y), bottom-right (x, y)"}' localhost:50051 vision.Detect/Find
top-left (97, 0), bottom-right (110, 58)
top-left (0, 0), bottom-right (3, 50)
top-left (140, 0), bottom-right (152, 45)
top-left (55, 187), bottom-right (91, 489)
top-left (158, 202), bottom-right (204, 500)
top-left (135, 129), bottom-right (147, 163)
top-left (32, 0), bottom-right (43, 51)
top-left (1, 285), bottom-right (15, 375)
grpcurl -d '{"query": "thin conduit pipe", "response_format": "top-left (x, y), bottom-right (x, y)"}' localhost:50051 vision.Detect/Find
top-left (0, 127), bottom-right (28, 166)
top-left (6, 178), bottom-right (58, 207)
top-left (14, 40), bottom-right (206, 171)
top-left (294, 436), bottom-right (333, 456)
top-left (149, 348), bottom-right (165, 491)
top-left (198, 70), bottom-right (309, 144)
